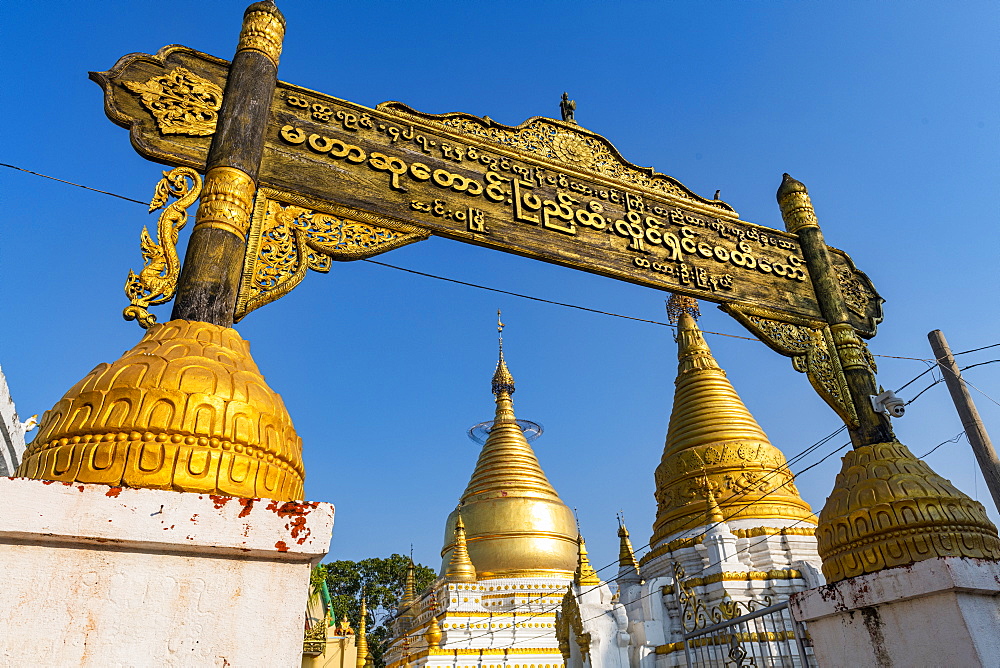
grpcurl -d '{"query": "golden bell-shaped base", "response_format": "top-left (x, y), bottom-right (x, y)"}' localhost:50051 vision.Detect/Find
top-left (17, 319), bottom-right (304, 500)
top-left (817, 441), bottom-right (1000, 583)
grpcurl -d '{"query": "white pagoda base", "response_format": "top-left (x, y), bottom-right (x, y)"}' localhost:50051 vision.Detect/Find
top-left (789, 556), bottom-right (1000, 668)
top-left (0, 476), bottom-right (333, 666)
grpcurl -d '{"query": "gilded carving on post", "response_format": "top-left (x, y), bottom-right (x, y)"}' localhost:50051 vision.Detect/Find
top-left (723, 303), bottom-right (858, 427)
top-left (776, 179), bottom-right (818, 234)
top-left (238, 1), bottom-right (285, 66)
top-left (836, 267), bottom-right (877, 320)
top-left (195, 166), bottom-right (257, 237)
top-left (235, 188), bottom-right (430, 320)
top-left (124, 167), bottom-right (203, 328)
top-left (556, 589), bottom-right (592, 661)
top-left (123, 67), bottom-right (223, 137)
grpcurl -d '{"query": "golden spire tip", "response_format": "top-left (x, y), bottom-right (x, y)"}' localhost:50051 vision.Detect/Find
top-left (492, 310), bottom-right (515, 396)
top-left (666, 294), bottom-right (700, 325)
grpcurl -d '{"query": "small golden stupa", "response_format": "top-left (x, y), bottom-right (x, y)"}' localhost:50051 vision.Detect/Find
top-left (650, 296), bottom-right (816, 547)
top-left (439, 314), bottom-right (577, 579)
top-left (17, 319), bottom-right (304, 500)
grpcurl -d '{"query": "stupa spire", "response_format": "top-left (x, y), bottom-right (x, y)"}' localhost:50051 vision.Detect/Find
top-left (650, 296), bottom-right (816, 547)
top-left (397, 557), bottom-right (416, 627)
top-left (462, 312), bottom-right (560, 500)
top-left (439, 312), bottom-right (578, 579)
top-left (355, 593), bottom-right (369, 668)
top-left (574, 534), bottom-right (600, 586)
top-left (444, 512), bottom-right (478, 582)
top-left (616, 517), bottom-right (640, 581)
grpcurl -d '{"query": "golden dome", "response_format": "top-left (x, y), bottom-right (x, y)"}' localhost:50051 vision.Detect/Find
top-left (17, 319), bottom-right (304, 500)
top-left (817, 441), bottom-right (1000, 583)
top-left (650, 311), bottom-right (816, 547)
top-left (440, 353), bottom-right (577, 579)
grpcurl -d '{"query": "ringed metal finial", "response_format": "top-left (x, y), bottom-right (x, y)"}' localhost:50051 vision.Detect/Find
top-left (666, 293), bottom-right (701, 325)
top-left (497, 309), bottom-right (505, 361)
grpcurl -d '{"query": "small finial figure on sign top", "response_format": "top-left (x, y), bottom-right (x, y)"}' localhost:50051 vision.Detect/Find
top-left (560, 92), bottom-right (577, 124)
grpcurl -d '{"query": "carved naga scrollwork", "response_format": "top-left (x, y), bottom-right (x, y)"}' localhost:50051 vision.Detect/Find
top-left (234, 188), bottom-right (430, 321)
top-left (124, 167), bottom-right (203, 328)
top-left (722, 303), bottom-right (858, 428)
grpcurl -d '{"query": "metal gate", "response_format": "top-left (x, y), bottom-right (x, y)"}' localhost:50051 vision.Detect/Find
top-left (672, 563), bottom-right (816, 668)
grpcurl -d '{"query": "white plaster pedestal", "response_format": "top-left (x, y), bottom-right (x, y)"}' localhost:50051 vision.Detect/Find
top-left (0, 476), bottom-right (334, 667)
top-left (789, 557), bottom-right (1000, 668)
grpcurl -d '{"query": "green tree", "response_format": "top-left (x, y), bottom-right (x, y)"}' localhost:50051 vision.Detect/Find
top-left (318, 554), bottom-right (436, 668)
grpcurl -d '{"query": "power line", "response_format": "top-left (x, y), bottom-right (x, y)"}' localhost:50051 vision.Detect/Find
top-left (1, 162), bottom-right (148, 206)
top-left (4, 160), bottom-right (976, 364)
top-left (919, 431), bottom-right (966, 459)
top-left (413, 359), bottom-right (966, 646)
top-left (955, 343), bottom-right (1000, 356)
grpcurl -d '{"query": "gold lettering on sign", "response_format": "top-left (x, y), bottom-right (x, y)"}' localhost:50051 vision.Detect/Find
top-left (124, 67), bottom-right (223, 136)
top-left (277, 120), bottom-right (809, 300)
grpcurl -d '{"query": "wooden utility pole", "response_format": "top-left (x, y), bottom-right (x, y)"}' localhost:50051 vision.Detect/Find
top-left (928, 329), bottom-right (1000, 513)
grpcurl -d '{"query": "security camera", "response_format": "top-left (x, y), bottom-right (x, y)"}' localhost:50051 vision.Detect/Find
top-left (871, 390), bottom-right (905, 418)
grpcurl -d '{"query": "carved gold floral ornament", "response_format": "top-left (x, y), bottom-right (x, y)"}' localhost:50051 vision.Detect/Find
top-left (235, 189), bottom-right (430, 321)
top-left (124, 67), bottom-right (223, 136)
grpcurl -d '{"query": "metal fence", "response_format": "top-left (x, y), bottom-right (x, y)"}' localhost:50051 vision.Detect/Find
top-left (673, 563), bottom-right (816, 668)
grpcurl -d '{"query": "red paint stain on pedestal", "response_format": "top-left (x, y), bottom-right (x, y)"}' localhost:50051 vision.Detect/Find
top-left (209, 495), bottom-right (231, 509)
top-left (105, 487), bottom-right (123, 497)
top-left (237, 498), bottom-right (255, 518)
top-left (274, 540), bottom-right (289, 552)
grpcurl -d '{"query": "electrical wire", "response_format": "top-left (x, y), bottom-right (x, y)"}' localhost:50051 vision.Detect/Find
top-left (919, 432), bottom-right (966, 459)
top-left (8, 162), bottom-right (1000, 645)
top-left (6, 161), bottom-right (988, 364)
top-left (410, 358), bottom-right (970, 646)
top-left (955, 342), bottom-right (1000, 356)
top-left (1, 162), bottom-right (149, 206)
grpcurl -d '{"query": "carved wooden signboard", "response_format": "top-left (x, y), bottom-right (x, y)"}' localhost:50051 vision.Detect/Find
top-left (93, 45), bottom-right (882, 333)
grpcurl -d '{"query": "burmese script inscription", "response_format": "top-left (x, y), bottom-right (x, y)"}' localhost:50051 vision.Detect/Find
top-left (265, 102), bottom-right (816, 318)
top-left (94, 45), bottom-right (882, 329)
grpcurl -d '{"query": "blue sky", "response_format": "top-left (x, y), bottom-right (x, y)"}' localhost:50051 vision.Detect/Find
top-left (2, 1), bottom-right (998, 578)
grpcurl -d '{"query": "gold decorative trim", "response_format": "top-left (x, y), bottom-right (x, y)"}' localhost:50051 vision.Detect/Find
top-left (556, 588), bottom-right (591, 661)
top-left (680, 568), bottom-right (803, 589)
top-left (777, 190), bottom-right (818, 234)
top-left (639, 534), bottom-right (705, 566)
top-left (234, 188), bottom-right (430, 321)
top-left (124, 167), bottom-right (203, 329)
top-left (380, 101), bottom-right (738, 219)
top-left (438, 611), bottom-right (557, 619)
top-left (724, 302), bottom-right (858, 427)
top-left (195, 166), bottom-right (256, 237)
top-left (817, 441), bottom-right (1000, 582)
top-left (656, 631), bottom-right (796, 656)
top-left (238, 3), bottom-right (285, 67)
top-left (732, 526), bottom-right (816, 539)
top-left (123, 67), bottom-right (223, 137)
top-left (474, 569), bottom-right (574, 580)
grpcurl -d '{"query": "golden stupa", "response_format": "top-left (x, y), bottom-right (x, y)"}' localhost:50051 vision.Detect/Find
top-left (16, 319), bottom-right (304, 500)
top-left (439, 318), bottom-right (577, 579)
top-left (650, 297), bottom-right (816, 547)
